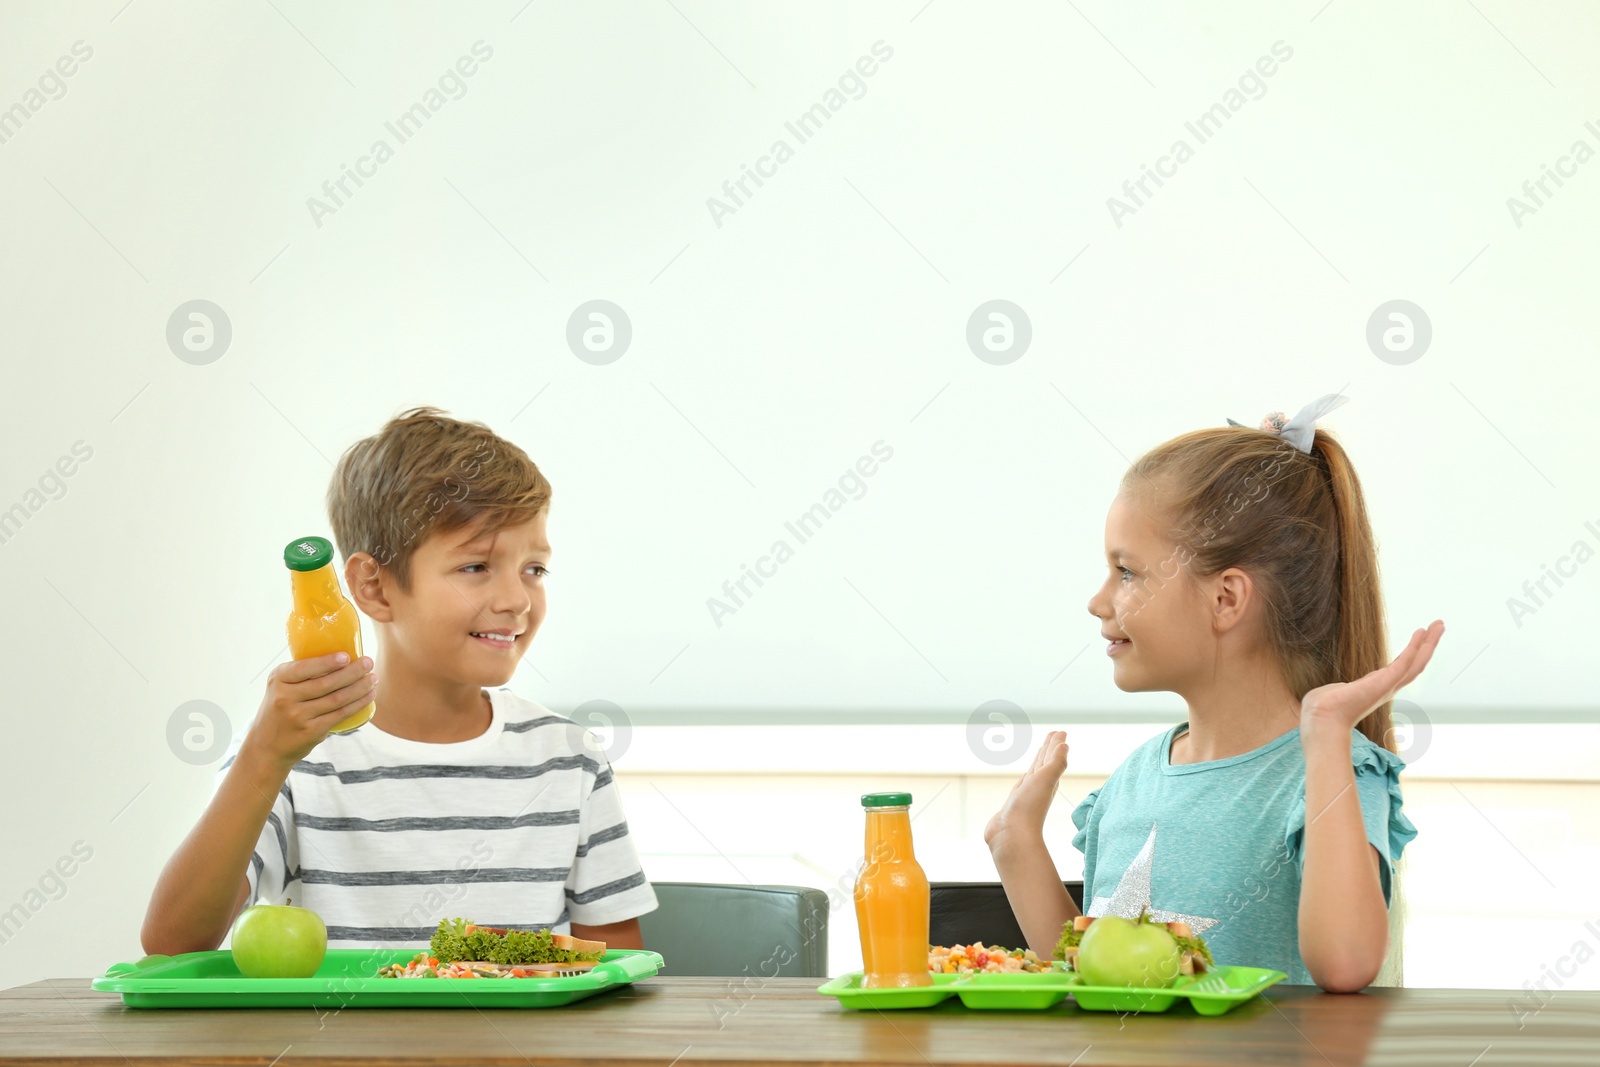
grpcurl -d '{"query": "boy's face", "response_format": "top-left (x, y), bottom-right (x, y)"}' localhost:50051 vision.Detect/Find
top-left (1086, 492), bottom-right (1212, 694)
top-left (383, 510), bottom-right (551, 687)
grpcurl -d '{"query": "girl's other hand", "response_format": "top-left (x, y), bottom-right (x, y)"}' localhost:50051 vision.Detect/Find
top-left (1300, 620), bottom-right (1445, 737)
top-left (984, 730), bottom-right (1069, 851)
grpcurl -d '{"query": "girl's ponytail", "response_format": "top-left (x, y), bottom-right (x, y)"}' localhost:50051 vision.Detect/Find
top-left (1310, 431), bottom-right (1396, 754)
top-left (1315, 430), bottom-right (1407, 986)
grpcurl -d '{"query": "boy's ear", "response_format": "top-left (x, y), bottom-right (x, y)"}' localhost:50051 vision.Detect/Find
top-left (345, 552), bottom-right (395, 622)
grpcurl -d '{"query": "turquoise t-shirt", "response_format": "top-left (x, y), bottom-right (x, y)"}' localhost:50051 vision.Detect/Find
top-left (1070, 722), bottom-right (1416, 986)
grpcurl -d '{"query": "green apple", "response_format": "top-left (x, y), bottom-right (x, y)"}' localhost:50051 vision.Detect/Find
top-left (1075, 915), bottom-right (1182, 989)
top-left (230, 903), bottom-right (328, 978)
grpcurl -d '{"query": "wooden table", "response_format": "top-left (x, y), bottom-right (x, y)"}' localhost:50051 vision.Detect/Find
top-left (3, 975), bottom-right (1595, 1067)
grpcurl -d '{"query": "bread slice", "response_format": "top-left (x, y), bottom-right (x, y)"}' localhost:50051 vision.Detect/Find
top-left (1160, 921), bottom-right (1209, 976)
top-left (454, 960), bottom-right (601, 975)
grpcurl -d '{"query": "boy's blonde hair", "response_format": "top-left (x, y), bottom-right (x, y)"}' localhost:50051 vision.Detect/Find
top-left (327, 406), bottom-right (551, 592)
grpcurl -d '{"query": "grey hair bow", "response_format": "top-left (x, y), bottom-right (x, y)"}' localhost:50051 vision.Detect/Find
top-left (1226, 393), bottom-right (1348, 454)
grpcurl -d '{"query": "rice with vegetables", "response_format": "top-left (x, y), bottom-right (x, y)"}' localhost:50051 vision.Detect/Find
top-left (929, 942), bottom-right (1051, 974)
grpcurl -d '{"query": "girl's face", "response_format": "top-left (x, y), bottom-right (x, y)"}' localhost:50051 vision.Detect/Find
top-left (1086, 491), bottom-right (1214, 693)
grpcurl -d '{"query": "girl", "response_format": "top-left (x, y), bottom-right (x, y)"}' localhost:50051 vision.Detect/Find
top-left (986, 395), bottom-right (1442, 992)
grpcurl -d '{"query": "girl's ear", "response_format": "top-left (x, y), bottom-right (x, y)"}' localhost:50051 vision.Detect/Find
top-left (1209, 566), bottom-right (1255, 634)
top-left (345, 551), bottom-right (395, 622)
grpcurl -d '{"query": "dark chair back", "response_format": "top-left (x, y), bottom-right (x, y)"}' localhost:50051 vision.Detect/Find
top-left (636, 882), bottom-right (830, 978)
top-left (929, 881), bottom-right (1085, 949)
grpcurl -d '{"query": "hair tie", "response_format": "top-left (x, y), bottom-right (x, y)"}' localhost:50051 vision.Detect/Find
top-left (1226, 393), bottom-right (1348, 454)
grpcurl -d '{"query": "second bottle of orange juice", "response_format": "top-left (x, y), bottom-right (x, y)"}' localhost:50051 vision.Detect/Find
top-left (854, 792), bottom-right (933, 988)
top-left (284, 536), bottom-right (374, 734)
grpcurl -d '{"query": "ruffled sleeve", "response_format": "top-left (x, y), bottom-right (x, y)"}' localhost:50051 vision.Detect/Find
top-left (1069, 787), bottom-right (1103, 905)
top-left (1283, 734), bottom-right (1417, 906)
top-left (1070, 787), bottom-right (1101, 856)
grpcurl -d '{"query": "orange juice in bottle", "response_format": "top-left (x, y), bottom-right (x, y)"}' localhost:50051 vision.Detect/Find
top-left (854, 792), bottom-right (933, 988)
top-left (284, 536), bottom-right (374, 734)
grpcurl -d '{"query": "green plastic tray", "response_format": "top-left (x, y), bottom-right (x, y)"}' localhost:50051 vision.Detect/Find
top-left (91, 948), bottom-right (664, 1009)
top-left (818, 965), bottom-right (1286, 1015)
top-left (1066, 966), bottom-right (1286, 1014)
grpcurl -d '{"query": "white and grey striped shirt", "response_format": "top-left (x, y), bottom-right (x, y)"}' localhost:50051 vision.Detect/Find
top-left (213, 686), bottom-right (656, 948)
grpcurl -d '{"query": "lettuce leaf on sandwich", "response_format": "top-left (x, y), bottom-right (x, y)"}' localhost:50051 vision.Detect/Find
top-left (429, 918), bottom-right (604, 966)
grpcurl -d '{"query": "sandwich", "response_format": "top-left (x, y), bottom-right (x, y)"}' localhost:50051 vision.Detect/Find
top-left (427, 917), bottom-right (607, 977)
top-left (1056, 913), bottom-right (1214, 977)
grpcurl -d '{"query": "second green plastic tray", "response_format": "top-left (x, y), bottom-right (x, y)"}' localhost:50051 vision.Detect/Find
top-left (91, 948), bottom-right (663, 1009)
top-left (817, 965), bottom-right (1286, 1015)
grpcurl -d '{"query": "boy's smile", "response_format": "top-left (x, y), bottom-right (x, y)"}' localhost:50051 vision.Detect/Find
top-left (469, 629), bottom-right (522, 649)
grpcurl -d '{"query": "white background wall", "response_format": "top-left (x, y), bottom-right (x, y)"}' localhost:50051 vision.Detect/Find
top-left (1, 0), bottom-right (1597, 993)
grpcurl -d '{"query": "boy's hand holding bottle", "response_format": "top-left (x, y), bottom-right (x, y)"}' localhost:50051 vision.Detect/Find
top-left (243, 652), bottom-right (377, 771)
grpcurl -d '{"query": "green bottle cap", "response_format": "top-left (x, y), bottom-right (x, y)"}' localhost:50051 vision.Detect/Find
top-left (861, 792), bottom-right (912, 808)
top-left (284, 536), bottom-right (334, 572)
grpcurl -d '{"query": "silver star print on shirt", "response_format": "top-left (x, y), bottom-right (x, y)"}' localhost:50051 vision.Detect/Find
top-left (1086, 824), bottom-right (1220, 937)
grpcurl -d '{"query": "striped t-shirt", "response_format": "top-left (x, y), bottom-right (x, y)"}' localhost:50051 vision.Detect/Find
top-left (212, 686), bottom-right (656, 948)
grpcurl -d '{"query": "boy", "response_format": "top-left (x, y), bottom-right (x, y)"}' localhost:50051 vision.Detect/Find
top-left (142, 407), bottom-right (656, 954)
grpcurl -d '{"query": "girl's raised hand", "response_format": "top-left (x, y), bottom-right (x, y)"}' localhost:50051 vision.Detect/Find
top-left (1300, 620), bottom-right (1445, 736)
top-left (984, 730), bottom-right (1069, 849)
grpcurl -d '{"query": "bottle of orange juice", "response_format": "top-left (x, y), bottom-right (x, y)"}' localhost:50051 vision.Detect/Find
top-left (284, 536), bottom-right (374, 734)
top-left (854, 792), bottom-right (933, 988)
